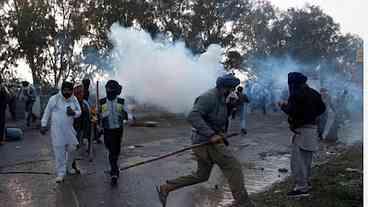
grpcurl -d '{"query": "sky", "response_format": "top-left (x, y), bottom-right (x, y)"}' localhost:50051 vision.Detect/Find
top-left (16, 0), bottom-right (367, 83)
top-left (269, 0), bottom-right (367, 38)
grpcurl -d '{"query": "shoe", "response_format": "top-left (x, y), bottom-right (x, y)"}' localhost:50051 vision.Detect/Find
top-left (94, 139), bottom-right (102, 144)
top-left (241, 129), bottom-right (247, 135)
top-left (155, 185), bottom-right (168, 207)
top-left (111, 175), bottom-right (118, 186)
top-left (67, 168), bottom-right (77, 175)
top-left (229, 199), bottom-right (255, 207)
top-left (287, 189), bottom-right (310, 198)
top-left (55, 176), bottom-right (64, 183)
top-left (72, 161), bottom-right (81, 174)
top-left (307, 182), bottom-right (312, 190)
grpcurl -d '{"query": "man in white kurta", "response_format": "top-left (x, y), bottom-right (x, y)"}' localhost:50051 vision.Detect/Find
top-left (41, 81), bottom-right (81, 183)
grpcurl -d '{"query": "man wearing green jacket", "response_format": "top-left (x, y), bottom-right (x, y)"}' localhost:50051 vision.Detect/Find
top-left (156, 74), bottom-right (254, 207)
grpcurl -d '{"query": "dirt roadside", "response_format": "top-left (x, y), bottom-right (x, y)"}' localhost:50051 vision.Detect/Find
top-left (252, 143), bottom-right (363, 207)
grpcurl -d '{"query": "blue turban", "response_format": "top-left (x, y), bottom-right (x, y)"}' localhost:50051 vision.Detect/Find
top-left (288, 72), bottom-right (307, 86)
top-left (216, 74), bottom-right (240, 88)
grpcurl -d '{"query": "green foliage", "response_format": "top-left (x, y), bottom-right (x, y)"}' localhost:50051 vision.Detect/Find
top-left (0, 0), bottom-right (363, 84)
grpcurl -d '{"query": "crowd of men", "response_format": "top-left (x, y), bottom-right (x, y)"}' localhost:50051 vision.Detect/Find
top-left (0, 71), bottom-right (355, 206)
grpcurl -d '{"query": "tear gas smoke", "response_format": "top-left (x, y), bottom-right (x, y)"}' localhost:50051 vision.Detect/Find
top-left (244, 56), bottom-right (362, 117)
top-left (245, 56), bottom-right (308, 109)
top-left (106, 24), bottom-right (225, 114)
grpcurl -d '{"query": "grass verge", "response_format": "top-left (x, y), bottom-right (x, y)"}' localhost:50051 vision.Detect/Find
top-left (251, 144), bottom-right (363, 207)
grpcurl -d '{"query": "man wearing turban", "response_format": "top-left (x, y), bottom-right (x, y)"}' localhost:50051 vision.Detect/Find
top-left (99, 80), bottom-right (130, 186)
top-left (279, 72), bottom-right (326, 197)
top-left (41, 81), bottom-right (82, 183)
top-left (156, 74), bottom-right (255, 207)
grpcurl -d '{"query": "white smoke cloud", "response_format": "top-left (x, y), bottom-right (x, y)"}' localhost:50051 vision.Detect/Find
top-left (107, 24), bottom-right (225, 114)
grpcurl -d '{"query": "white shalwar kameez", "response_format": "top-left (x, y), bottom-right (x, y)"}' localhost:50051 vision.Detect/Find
top-left (41, 92), bottom-right (81, 177)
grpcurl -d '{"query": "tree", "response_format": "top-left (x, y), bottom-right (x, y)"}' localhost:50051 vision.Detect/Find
top-left (0, 0), bottom-right (92, 87)
top-left (0, 0), bottom-right (56, 86)
top-left (280, 6), bottom-right (341, 65)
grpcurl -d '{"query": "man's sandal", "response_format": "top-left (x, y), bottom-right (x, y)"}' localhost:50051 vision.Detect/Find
top-left (155, 185), bottom-right (168, 207)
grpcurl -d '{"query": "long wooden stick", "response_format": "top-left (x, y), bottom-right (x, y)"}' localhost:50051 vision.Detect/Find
top-left (0, 171), bottom-right (53, 175)
top-left (120, 133), bottom-right (239, 171)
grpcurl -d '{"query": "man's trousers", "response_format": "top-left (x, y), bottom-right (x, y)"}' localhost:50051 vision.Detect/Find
top-left (52, 144), bottom-right (78, 177)
top-left (104, 128), bottom-right (123, 176)
top-left (166, 143), bottom-right (250, 203)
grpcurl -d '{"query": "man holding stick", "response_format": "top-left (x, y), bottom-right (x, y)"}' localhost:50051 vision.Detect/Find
top-left (99, 80), bottom-right (130, 186)
top-left (156, 74), bottom-right (254, 207)
top-left (73, 84), bottom-right (91, 148)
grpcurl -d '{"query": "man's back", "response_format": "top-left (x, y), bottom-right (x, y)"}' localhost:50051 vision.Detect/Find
top-left (284, 86), bottom-right (326, 129)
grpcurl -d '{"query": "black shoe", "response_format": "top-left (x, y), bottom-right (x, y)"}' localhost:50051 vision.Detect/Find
top-left (155, 185), bottom-right (168, 207)
top-left (307, 182), bottom-right (312, 190)
top-left (241, 129), bottom-right (247, 135)
top-left (287, 189), bottom-right (310, 198)
top-left (111, 175), bottom-right (118, 186)
top-left (94, 139), bottom-right (102, 144)
top-left (72, 161), bottom-right (81, 174)
top-left (229, 199), bottom-right (255, 207)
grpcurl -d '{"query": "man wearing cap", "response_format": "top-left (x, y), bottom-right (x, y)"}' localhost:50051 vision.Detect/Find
top-left (40, 81), bottom-right (82, 183)
top-left (99, 80), bottom-right (130, 186)
top-left (156, 74), bottom-right (254, 207)
top-left (279, 72), bottom-right (325, 197)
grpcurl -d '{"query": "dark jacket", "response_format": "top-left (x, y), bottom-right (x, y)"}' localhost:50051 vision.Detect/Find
top-left (281, 85), bottom-right (326, 130)
top-left (236, 91), bottom-right (249, 105)
top-left (0, 84), bottom-right (9, 111)
top-left (187, 88), bottom-right (228, 144)
top-left (74, 100), bottom-right (91, 139)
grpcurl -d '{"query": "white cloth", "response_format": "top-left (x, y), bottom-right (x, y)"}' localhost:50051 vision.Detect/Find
top-left (240, 103), bottom-right (248, 130)
top-left (53, 144), bottom-right (77, 176)
top-left (322, 107), bottom-right (335, 139)
top-left (292, 125), bottom-right (318, 152)
top-left (41, 92), bottom-right (81, 146)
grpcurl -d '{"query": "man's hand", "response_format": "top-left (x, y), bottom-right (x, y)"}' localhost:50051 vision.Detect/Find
top-left (278, 101), bottom-right (287, 108)
top-left (209, 134), bottom-right (224, 144)
top-left (66, 107), bottom-right (76, 116)
top-left (40, 127), bottom-right (47, 135)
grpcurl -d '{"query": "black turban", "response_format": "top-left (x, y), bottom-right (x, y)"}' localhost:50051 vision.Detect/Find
top-left (61, 81), bottom-right (74, 90)
top-left (105, 80), bottom-right (122, 100)
top-left (216, 74), bottom-right (240, 89)
top-left (288, 72), bottom-right (307, 86)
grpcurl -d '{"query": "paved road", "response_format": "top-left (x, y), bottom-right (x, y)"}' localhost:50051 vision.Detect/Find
top-left (0, 112), bottom-right (362, 207)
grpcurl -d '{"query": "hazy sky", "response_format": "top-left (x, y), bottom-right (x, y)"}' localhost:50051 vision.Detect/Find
top-left (17, 0), bottom-right (367, 82)
top-left (269, 0), bottom-right (367, 38)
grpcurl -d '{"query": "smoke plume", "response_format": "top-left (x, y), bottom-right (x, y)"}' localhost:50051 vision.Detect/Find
top-left (107, 24), bottom-right (225, 114)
